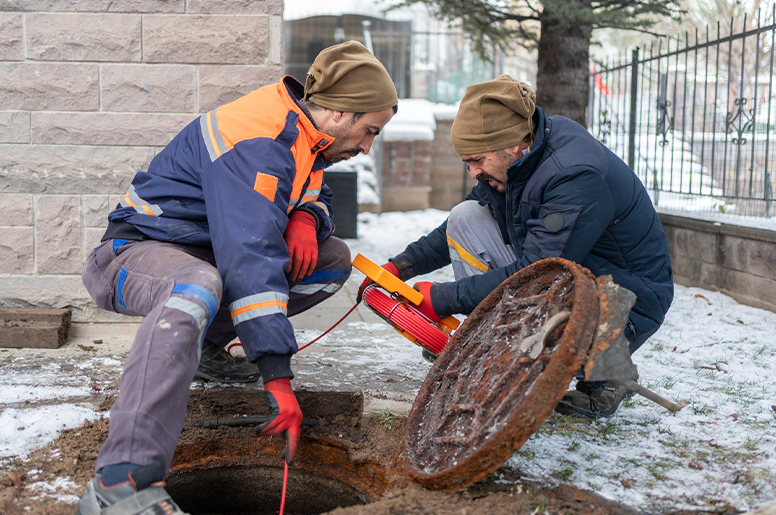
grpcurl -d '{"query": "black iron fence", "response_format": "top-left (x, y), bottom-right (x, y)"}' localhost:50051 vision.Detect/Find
top-left (588, 8), bottom-right (776, 218)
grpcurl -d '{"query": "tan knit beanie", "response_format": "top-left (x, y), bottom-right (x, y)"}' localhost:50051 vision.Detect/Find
top-left (303, 41), bottom-right (398, 113)
top-left (451, 75), bottom-right (536, 154)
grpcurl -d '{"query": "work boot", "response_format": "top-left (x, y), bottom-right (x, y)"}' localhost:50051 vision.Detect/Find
top-left (554, 380), bottom-right (635, 419)
top-left (194, 338), bottom-right (260, 383)
top-left (77, 462), bottom-right (189, 515)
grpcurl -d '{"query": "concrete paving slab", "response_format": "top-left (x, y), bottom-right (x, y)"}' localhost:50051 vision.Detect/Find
top-left (289, 275), bottom-right (383, 331)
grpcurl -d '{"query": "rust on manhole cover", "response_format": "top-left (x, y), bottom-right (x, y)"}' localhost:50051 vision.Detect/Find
top-left (397, 258), bottom-right (600, 492)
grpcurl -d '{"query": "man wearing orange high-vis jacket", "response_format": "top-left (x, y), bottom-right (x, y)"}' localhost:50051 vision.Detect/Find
top-left (77, 41), bottom-right (397, 515)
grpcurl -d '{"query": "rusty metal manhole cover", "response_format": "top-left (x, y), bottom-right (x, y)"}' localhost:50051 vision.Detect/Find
top-left (397, 258), bottom-right (600, 491)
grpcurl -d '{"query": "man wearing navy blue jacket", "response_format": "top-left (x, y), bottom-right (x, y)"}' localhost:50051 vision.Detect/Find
top-left (363, 75), bottom-right (673, 419)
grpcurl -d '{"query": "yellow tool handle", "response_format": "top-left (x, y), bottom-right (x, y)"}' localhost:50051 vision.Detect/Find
top-left (353, 253), bottom-right (461, 334)
top-left (353, 253), bottom-right (423, 305)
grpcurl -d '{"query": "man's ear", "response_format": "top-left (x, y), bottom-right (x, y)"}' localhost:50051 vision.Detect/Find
top-left (330, 110), bottom-right (345, 123)
top-left (507, 144), bottom-right (524, 157)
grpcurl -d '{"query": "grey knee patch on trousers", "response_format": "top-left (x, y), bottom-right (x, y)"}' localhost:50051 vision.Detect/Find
top-left (447, 201), bottom-right (518, 280)
top-left (164, 296), bottom-right (209, 360)
top-left (290, 282), bottom-right (343, 295)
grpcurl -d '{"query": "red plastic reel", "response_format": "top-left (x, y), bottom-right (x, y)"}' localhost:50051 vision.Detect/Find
top-left (362, 285), bottom-right (450, 355)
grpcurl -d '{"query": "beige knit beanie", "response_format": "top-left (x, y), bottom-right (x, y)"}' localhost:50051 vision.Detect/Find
top-left (451, 75), bottom-right (536, 154)
top-left (303, 41), bottom-right (398, 113)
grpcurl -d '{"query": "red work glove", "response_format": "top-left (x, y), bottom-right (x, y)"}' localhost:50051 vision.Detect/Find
top-left (413, 281), bottom-right (441, 323)
top-left (284, 211), bottom-right (318, 281)
top-left (357, 261), bottom-right (400, 303)
top-left (255, 377), bottom-right (303, 465)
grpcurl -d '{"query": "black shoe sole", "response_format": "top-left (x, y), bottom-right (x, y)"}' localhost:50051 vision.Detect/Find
top-left (554, 388), bottom-right (636, 419)
top-left (194, 365), bottom-right (261, 383)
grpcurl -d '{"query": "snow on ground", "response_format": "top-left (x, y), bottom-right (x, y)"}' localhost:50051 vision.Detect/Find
top-left (0, 406), bottom-right (99, 460)
top-left (291, 209), bottom-right (455, 396)
top-left (0, 210), bottom-right (774, 512)
top-left (292, 319), bottom-right (433, 397)
top-left (347, 209), bottom-right (455, 284)
top-left (26, 475), bottom-right (81, 503)
top-left (0, 355), bottom-right (123, 461)
top-left (508, 284), bottom-right (776, 513)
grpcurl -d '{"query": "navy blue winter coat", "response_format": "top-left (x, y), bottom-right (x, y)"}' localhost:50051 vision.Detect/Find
top-left (392, 108), bottom-right (673, 346)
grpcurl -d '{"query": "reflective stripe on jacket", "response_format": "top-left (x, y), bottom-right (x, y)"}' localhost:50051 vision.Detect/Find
top-left (107, 76), bottom-right (336, 363)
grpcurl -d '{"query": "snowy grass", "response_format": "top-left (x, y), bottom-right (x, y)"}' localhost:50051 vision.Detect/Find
top-left (0, 406), bottom-right (100, 460)
top-left (0, 355), bottom-right (124, 462)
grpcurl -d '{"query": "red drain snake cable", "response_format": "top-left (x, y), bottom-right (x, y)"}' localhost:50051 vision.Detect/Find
top-left (279, 460), bottom-right (288, 515)
top-left (361, 285), bottom-right (448, 354)
top-left (296, 287), bottom-right (448, 354)
top-left (296, 302), bottom-right (359, 352)
top-left (277, 301), bottom-right (357, 515)
top-left (277, 287), bottom-right (447, 514)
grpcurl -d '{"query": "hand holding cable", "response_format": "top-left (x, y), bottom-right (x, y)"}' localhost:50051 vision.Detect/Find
top-left (357, 261), bottom-right (399, 303)
top-left (255, 377), bottom-right (303, 465)
top-left (284, 211), bottom-right (318, 281)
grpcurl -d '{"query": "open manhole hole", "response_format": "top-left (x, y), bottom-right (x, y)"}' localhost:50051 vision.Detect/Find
top-left (166, 465), bottom-right (367, 515)
top-left (168, 390), bottom-right (388, 514)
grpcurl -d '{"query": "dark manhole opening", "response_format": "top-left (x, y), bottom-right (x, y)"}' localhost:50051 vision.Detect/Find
top-left (166, 466), bottom-right (368, 515)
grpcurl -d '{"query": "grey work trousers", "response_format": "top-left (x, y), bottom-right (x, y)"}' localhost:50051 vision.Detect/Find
top-left (82, 236), bottom-right (351, 474)
top-left (446, 200), bottom-right (517, 280)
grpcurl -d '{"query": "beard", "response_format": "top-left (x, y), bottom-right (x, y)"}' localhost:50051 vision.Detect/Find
top-left (476, 171), bottom-right (506, 192)
top-left (322, 143), bottom-right (361, 163)
top-left (476, 172), bottom-right (498, 183)
top-left (321, 116), bottom-right (363, 163)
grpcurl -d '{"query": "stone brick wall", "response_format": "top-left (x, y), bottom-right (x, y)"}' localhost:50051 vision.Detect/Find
top-left (0, 1), bottom-right (283, 322)
top-left (659, 213), bottom-right (776, 314)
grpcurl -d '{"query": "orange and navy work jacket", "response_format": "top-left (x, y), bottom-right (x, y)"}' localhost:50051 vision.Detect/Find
top-left (108, 77), bottom-right (336, 365)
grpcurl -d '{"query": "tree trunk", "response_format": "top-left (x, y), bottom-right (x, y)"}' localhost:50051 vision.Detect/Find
top-left (536, 0), bottom-right (593, 126)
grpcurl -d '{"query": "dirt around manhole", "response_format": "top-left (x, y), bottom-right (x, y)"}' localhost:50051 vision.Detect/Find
top-left (1, 389), bottom-right (644, 515)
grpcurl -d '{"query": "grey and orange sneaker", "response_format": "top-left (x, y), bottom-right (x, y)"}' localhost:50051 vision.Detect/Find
top-left (77, 462), bottom-right (188, 515)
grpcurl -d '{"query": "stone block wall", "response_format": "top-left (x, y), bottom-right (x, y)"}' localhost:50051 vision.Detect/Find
top-left (0, 1), bottom-right (283, 322)
top-left (381, 140), bottom-right (433, 212)
top-left (659, 213), bottom-right (776, 314)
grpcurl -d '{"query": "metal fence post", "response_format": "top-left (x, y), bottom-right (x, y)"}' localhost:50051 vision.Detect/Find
top-left (628, 47), bottom-right (639, 170)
